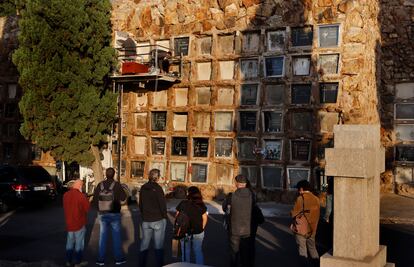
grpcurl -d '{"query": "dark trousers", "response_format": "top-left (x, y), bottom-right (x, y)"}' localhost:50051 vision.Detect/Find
top-left (230, 234), bottom-right (255, 267)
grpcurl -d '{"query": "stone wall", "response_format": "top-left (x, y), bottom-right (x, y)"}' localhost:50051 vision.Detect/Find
top-left (1, 1), bottom-right (410, 199)
top-left (110, 0), bottom-right (385, 200)
top-left (379, 0), bottom-right (414, 194)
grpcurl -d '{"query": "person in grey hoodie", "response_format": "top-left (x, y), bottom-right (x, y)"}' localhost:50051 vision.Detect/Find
top-left (138, 169), bottom-right (167, 267)
top-left (222, 175), bottom-right (253, 267)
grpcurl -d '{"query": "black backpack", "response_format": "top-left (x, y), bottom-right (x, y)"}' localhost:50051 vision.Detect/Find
top-left (173, 211), bottom-right (191, 240)
top-left (98, 181), bottom-right (115, 212)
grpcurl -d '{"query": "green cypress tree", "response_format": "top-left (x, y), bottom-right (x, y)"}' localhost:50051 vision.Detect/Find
top-left (12, 0), bottom-right (117, 182)
top-left (0, 1), bottom-right (16, 16)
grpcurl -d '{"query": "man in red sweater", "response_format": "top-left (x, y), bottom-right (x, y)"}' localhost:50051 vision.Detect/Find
top-left (63, 179), bottom-right (90, 267)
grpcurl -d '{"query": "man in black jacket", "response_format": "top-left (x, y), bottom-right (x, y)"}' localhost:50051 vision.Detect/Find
top-left (138, 168), bottom-right (167, 267)
top-left (223, 175), bottom-right (253, 267)
top-left (93, 168), bottom-right (127, 266)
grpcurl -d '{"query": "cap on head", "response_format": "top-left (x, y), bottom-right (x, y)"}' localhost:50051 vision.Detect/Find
top-left (235, 174), bottom-right (248, 184)
top-left (148, 168), bottom-right (160, 182)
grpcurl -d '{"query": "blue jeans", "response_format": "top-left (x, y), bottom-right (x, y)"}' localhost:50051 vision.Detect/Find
top-left (140, 218), bottom-right (166, 251)
top-left (181, 232), bottom-right (204, 264)
top-left (97, 213), bottom-right (125, 263)
top-left (66, 226), bottom-right (86, 264)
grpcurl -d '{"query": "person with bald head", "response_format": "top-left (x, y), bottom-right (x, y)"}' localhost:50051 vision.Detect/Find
top-left (63, 179), bottom-right (90, 267)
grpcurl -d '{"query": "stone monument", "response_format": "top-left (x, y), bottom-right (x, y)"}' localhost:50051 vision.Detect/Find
top-left (320, 124), bottom-right (394, 267)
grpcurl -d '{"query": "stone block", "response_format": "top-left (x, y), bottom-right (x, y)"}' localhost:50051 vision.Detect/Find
top-left (152, 90), bottom-right (168, 107)
top-left (325, 148), bottom-right (377, 178)
top-left (216, 164), bottom-right (234, 185)
top-left (134, 136), bottom-right (146, 155)
top-left (219, 61), bottom-right (235, 80)
top-left (320, 245), bottom-right (390, 267)
top-left (225, 3), bottom-right (238, 17)
top-left (197, 62), bottom-right (212, 80)
top-left (196, 87), bottom-right (211, 105)
top-left (217, 88), bottom-right (234, 105)
top-left (215, 112), bottom-right (233, 131)
top-left (194, 112), bottom-right (211, 132)
top-left (242, 0), bottom-right (260, 8)
top-left (174, 88), bottom-right (188, 107)
top-left (343, 27), bottom-right (367, 43)
top-left (173, 113), bottom-right (188, 131)
top-left (135, 91), bottom-right (148, 108)
top-left (332, 177), bottom-right (380, 259)
top-left (218, 34), bottom-right (235, 54)
top-left (333, 124), bottom-right (381, 149)
top-left (347, 10), bottom-right (364, 28)
top-left (134, 113), bottom-right (147, 130)
top-left (198, 37), bottom-right (212, 55)
top-left (318, 0), bottom-right (333, 7)
top-left (341, 57), bottom-right (364, 75)
top-left (242, 32), bottom-right (260, 53)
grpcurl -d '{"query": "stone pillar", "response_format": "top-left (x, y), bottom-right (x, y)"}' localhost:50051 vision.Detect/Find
top-left (320, 125), bottom-right (394, 267)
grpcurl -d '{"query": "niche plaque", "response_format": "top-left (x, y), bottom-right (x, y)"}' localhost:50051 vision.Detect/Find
top-left (215, 138), bottom-right (233, 157)
top-left (319, 54), bottom-right (339, 75)
top-left (170, 162), bottom-right (186, 182)
top-left (291, 140), bottom-right (311, 161)
top-left (292, 84), bottom-right (312, 104)
top-left (263, 111), bottom-right (283, 132)
top-left (291, 26), bottom-right (313, 47)
top-left (267, 30), bottom-right (285, 52)
top-left (241, 84), bottom-right (258, 105)
top-left (261, 166), bottom-right (283, 188)
top-left (265, 57), bottom-right (284, 77)
top-left (191, 163), bottom-right (207, 183)
top-left (172, 137), bottom-right (187, 156)
top-left (152, 137), bottom-right (166, 155)
top-left (151, 112), bottom-right (167, 131)
top-left (319, 25), bottom-right (339, 47)
top-left (240, 111), bottom-right (257, 132)
top-left (193, 138), bottom-right (209, 157)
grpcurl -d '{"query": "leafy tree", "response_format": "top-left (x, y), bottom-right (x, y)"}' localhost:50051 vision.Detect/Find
top-left (0, 1), bottom-right (16, 16)
top-left (0, 0), bottom-right (25, 16)
top-left (13, 0), bottom-right (117, 182)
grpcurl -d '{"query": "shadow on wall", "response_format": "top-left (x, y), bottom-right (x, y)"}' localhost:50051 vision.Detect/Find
top-left (378, 0), bottom-right (414, 195)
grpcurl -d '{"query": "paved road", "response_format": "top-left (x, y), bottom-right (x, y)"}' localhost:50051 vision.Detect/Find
top-left (0, 198), bottom-right (412, 267)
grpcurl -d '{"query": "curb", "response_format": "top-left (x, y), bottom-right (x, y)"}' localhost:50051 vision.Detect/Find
top-left (380, 217), bottom-right (414, 225)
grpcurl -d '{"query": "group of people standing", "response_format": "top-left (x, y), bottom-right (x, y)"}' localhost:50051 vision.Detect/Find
top-left (63, 167), bottom-right (322, 267)
top-left (62, 167), bottom-right (208, 267)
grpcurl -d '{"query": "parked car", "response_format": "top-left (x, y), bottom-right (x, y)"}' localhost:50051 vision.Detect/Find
top-left (0, 165), bottom-right (57, 212)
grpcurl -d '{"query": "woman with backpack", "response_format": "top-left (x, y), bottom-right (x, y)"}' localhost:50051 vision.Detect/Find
top-left (175, 186), bottom-right (208, 264)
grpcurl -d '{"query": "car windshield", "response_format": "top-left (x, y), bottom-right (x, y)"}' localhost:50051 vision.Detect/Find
top-left (18, 167), bottom-right (51, 183)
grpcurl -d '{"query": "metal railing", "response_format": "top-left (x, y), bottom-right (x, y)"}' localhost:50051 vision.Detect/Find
top-left (115, 44), bottom-right (182, 78)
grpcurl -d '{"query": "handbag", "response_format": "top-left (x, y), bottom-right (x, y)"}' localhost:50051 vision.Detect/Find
top-left (290, 195), bottom-right (312, 238)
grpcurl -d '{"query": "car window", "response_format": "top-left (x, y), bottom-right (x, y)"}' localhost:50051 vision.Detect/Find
top-left (0, 167), bottom-right (17, 183)
top-left (17, 167), bottom-right (52, 183)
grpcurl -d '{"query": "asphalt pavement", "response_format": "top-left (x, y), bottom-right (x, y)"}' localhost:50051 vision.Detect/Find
top-left (0, 193), bottom-right (412, 267)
